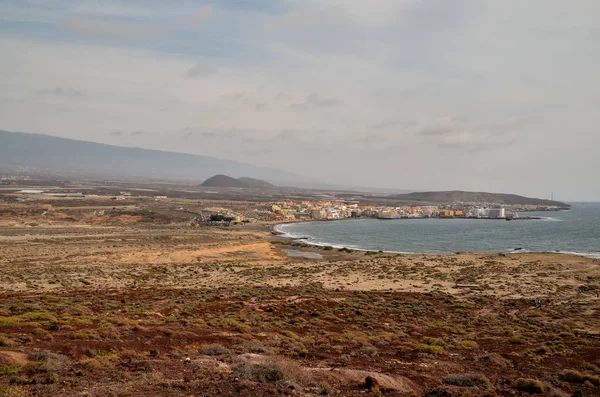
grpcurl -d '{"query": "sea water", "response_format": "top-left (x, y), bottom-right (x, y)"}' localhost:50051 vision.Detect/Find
top-left (275, 203), bottom-right (600, 258)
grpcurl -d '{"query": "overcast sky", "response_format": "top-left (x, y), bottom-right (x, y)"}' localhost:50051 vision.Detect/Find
top-left (1, 1), bottom-right (599, 200)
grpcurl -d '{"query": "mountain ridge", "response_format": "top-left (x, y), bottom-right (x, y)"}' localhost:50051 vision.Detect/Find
top-left (0, 129), bottom-right (306, 184)
top-left (236, 177), bottom-right (275, 188)
top-left (388, 190), bottom-right (570, 208)
top-left (201, 175), bottom-right (275, 188)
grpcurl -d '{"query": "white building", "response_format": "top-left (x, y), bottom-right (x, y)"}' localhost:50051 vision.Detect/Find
top-left (487, 208), bottom-right (506, 218)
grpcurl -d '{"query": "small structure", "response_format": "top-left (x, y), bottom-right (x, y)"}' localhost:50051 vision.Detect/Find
top-left (190, 212), bottom-right (208, 226)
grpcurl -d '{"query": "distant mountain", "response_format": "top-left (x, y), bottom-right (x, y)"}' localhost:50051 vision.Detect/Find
top-left (0, 130), bottom-right (307, 184)
top-left (237, 177), bottom-right (275, 188)
top-left (201, 175), bottom-right (275, 188)
top-left (388, 190), bottom-right (570, 208)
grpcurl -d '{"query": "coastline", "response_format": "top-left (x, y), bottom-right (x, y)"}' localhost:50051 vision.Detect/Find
top-left (272, 218), bottom-right (600, 259)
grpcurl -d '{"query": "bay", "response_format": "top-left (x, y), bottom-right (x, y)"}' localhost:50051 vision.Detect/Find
top-left (275, 203), bottom-right (600, 258)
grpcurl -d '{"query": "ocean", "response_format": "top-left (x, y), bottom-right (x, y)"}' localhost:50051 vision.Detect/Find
top-left (275, 203), bottom-right (600, 258)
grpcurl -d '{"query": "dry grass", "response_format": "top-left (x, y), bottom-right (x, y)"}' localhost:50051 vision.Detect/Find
top-left (199, 344), bottom-right (232, 356)
top-left (231, 356), bottom-right (310, 387)
top-left (560, 369), bottom-right (600, 385)
top-left (444, 373), bottom-right (490, 388)
top-left (515, 378), bottom-right (544, 393)
top-left (0, 198), bottom-right (599, 396)
top-left (0, 386), bottom-right (31, 397)
top-left (27, 351), bottom-right (71, 372)
top-left (0, 336), bottom-right (16, 347)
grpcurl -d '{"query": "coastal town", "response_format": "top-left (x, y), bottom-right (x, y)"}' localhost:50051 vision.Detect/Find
top-left (194, 199), bottom-right (562, 224)
top-left (1, 171), bottom-right (570, 226)
top-left (267, 201), bottom-right (520, 221)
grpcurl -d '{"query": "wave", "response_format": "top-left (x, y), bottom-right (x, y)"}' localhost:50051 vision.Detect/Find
top-left (273, 223), bottom-right (311, 239)
top-left (274, 224), bottom-right (417, 254)
top-left (505, 248), bottom-right (600, 258)
top-left (274, 222), bottom-right (599, 259)
top-left (552, 250), bottom-right (600, 259)
top-left (537, 216), bottom-right (563, 222)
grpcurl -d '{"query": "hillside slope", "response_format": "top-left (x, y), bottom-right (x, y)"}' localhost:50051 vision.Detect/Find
top-left (201, 175), bottom-right (275, 188)
top-left (237, 177), bottom-right (275, 188)
top-left (388, 190), bottom-right (570, 208)
top-left (201, 175), bottom-right (246, 188)
top-left (0, 130), bottom-right (305, 183)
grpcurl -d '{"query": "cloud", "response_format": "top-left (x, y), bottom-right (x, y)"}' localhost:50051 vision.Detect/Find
top-left (230, 93), bottom-right (247, 101)
top-left (222, 129), bottom-right (238, 138)
top-left (186, 5), bottom-right (214, 25)
top-left (40, 87), bottom-right (85, 97)
top-left (369, 120), bottom-right (415, 130)
top-left (2, 0), bottom-right (600, 199)
top-left (262, 1), bottom-right (417, 34)
top-left (356, 133), bottom-right (390, 144)
top-left (220, 92), bottom-right (268, 111)
top-left (109, 130), bottom-right (146, 137)
top-left (190, 127), bottom-right (240, 139)
top-left (291, 94), bottom-right (343, 109)
top-left (184, 64), bottom-right (217, 78)
top-left (262, 10), bottom-right (317, 32)
top-left (417, 118), bottom-right (522, 152)
top-left (307, 94), bottom-right (342, 107)
top-left (274, 131), bottom-right (295, 140)
top-left (273, 92), bottom-right (291, 102)
top-left (63, 17), bottom-right (166, 39)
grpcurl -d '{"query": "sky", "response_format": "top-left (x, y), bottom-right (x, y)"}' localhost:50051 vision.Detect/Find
top-left (1, 0), bottom-right (599, 201)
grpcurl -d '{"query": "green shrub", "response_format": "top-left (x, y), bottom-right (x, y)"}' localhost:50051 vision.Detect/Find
top-left (0, 317), bottom-right (20, 328)
top-left (0, 386), bottom-right (31, 397)
top-left (219, 318), bottom-right (250, 333)
top-left (417, 344), bottom-right (446, 355)
top-left (460, 340), bottom-right (479, 349)
top-left (0, 367), bottom-right (20, 375)
top-left (70, 331), bottom-right (90, 340)
top-left (509, 335), bottom-right (526, 344)
top-left (421, 337), bottom-right (446, 346)
top-left (283, 330), bottom-right (301, 340)
top-left (22, 312), bottom-right (57, 323)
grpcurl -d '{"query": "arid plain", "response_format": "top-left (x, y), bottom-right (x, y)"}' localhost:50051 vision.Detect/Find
top-left (1, 194), bottom-right (599, 396)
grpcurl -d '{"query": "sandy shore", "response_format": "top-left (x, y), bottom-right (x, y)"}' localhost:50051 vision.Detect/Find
top-left (1, 206), bottom-right (599, 299)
